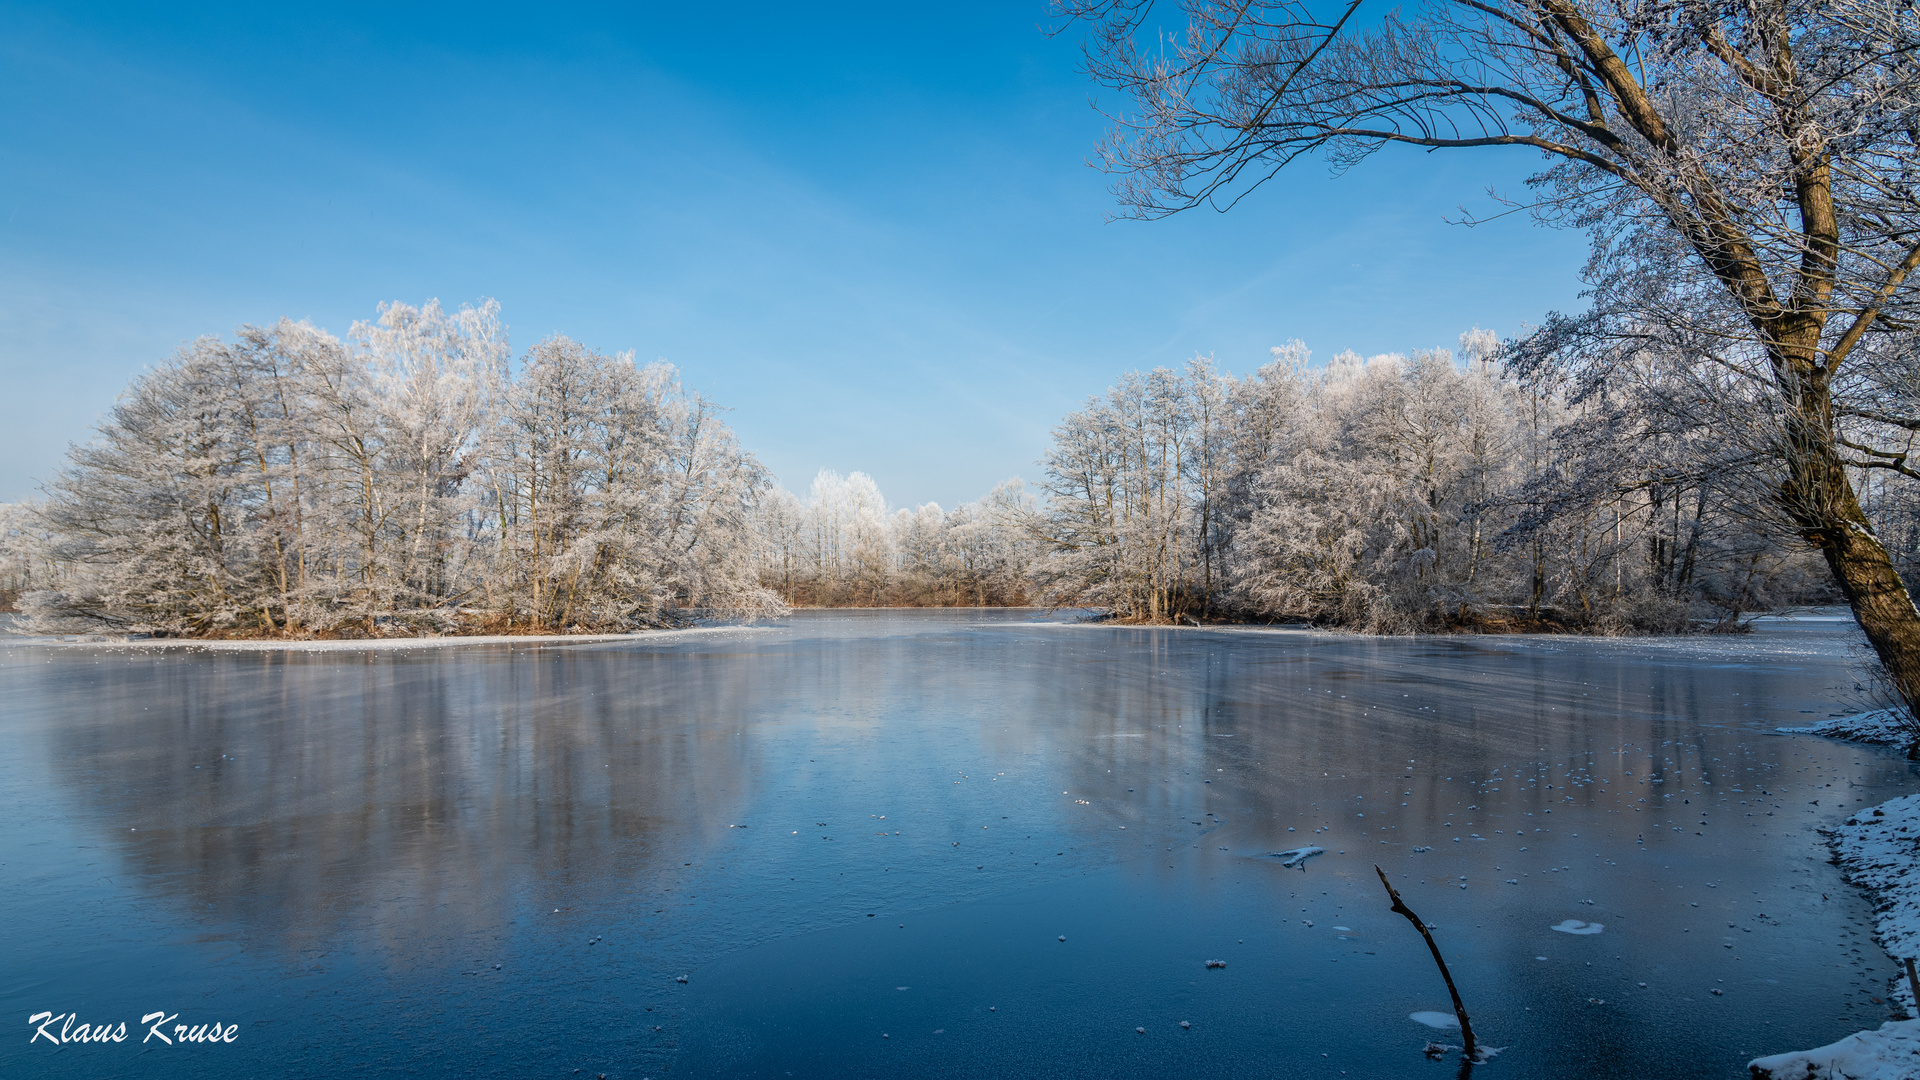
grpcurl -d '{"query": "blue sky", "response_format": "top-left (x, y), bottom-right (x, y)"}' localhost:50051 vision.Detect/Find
top-left (0, 0), bottom-right (1589, 508)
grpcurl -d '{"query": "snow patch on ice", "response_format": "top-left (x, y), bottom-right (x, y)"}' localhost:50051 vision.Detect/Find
top-left (1778, 709), bottom-right (1915, 747)
top-left (1749, 1020), bottom-right (1920, 1080)
top-left (1409, 1011), bottom-right (1460, 1030)
top-left (1551, 919), bottom-right (1604, 935)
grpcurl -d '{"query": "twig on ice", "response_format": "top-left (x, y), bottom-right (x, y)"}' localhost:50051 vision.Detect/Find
top-left (1375, 864), bottom-right (1477, 1060)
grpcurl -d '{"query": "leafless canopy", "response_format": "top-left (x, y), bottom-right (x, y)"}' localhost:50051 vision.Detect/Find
top-left (1064, 0), bottom-right (1920, 357)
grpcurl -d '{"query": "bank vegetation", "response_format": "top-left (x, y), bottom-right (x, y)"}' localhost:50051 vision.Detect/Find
top-left (2, 315), bottom-right (1910, 644)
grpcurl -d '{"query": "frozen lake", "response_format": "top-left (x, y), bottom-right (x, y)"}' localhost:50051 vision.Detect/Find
top-left (3, 609), bottom-right (1914, 1078)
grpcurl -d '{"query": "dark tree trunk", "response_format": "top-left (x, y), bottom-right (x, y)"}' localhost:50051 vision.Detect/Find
top-left (1802, 492), bottom-right (1920, 717)
top-left (1776, 349), bottom-right (1920, 721)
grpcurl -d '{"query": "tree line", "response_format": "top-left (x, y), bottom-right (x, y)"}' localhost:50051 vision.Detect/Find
top-left (723, 332), bottom-right (1911, 644)
top-left (8, 312), bottom-right (1912, 638)
top-left (1017, 336), bottom-right (1891, 631)
top-left (5, 310), bottom-right (1911, 644)
top-left (6, 301), bottom-right (781, 636)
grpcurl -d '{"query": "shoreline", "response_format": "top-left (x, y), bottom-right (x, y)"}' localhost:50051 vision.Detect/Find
top-left (8, 624), bottom-right (778, 652)
top-left (1753, 710), bottom-right (1920, 1079)
top-left (0, 605), bottom-right (1857, 651)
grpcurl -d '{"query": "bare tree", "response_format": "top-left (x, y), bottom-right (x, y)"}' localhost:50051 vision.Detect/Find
top-left (1059, 0), bottom-right (1920, 712)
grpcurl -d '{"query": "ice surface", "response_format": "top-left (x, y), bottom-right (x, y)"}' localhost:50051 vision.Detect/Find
top-left (8, 607), bottom-right (1907, 1077)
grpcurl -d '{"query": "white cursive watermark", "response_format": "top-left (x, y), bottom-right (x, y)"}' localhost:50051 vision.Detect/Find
top-left (27, 1011), bottom-right (238, 1045)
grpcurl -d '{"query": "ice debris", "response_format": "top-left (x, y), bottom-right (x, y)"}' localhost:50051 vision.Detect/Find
top-left (1270, 846), bottom-right (1324, 868)
top-left (1410, 1011), bottom-right (1460, 1030)
top-left (1551, 920), bottom-right (1604, 935)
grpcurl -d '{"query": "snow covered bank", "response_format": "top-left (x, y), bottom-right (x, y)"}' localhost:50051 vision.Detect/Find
top-left (1748, 1020), bottom-right (1920, 1080)
top-left (1825, 793), bottom-right (1920, 1014)
top-left (1779, 709), bottom-right (1917, 748)
top-left (21, 625), bottom-right (777, 652)
top-left (1753, 716), bottom-right (1920, 1078)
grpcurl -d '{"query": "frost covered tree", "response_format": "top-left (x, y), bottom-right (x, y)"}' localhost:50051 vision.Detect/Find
top-left (802, 470), bottom-right (894, 602)
top-left (345, 299), bottom-right (506, 616)
top-left (1027, 356), bottom-right (1329, 621)
top-left (1504, 319), bottom-right (1836, 629)
top-left (35, 335), bottom-right (295, 633)
top-left (1234, 348), bottom-right (1531, 630)
top-left (0, 502), bottom-right (52, 615)
top-left (1059, 0), bottom-right (1920, 711)
top-left (441, 333), bottom-right (780, 629)
top-left (1029, 365), bottom-right (1212, 619)
top-left (924, 478), bottom-right (1041, 605)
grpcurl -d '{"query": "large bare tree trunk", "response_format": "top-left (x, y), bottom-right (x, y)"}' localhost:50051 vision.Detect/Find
top-left (1788, 445), bottom-right (1920, 722)
top-left (1814, 511), bottom-right (1920, 716)
top-left (1777, 353), bottom-right (1920, 723)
